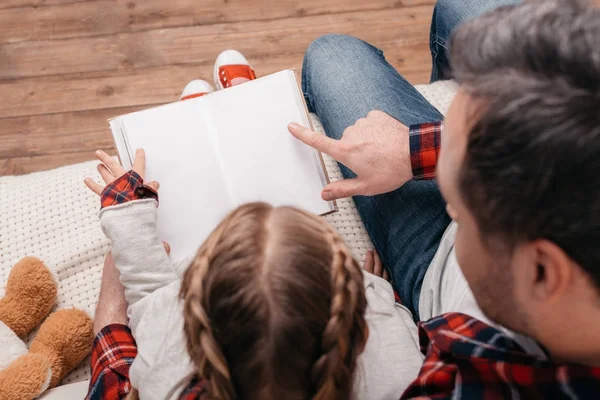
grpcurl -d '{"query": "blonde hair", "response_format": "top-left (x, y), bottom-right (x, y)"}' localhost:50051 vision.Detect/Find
top-left (179, 202), bottom-right (367, 400)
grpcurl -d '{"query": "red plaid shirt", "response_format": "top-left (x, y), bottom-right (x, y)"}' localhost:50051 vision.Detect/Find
top-left (402, 313), bottom-right (600, 399)
top-left (85, 324), bottom-right (207, 399)
top-left (409, 122), bottom-right (443, 180)
top-left (86, 324), bottom-right (138, 400)
top-left (86, 314), bottom-right (600, 399)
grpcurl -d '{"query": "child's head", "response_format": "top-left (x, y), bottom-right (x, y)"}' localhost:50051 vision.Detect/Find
top-left (180, 202), bottom-right (367, 400)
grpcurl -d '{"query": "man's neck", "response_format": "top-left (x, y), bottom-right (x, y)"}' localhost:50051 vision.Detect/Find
top-left (541, 309), bottom-right (600, 366)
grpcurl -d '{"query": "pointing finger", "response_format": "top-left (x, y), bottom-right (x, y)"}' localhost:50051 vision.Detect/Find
top-left (322, 178), bottom-right (367, 201)
top-left (288, 123), bottom-right (341, 159)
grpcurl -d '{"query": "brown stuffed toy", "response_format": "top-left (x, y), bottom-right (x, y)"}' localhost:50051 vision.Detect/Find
top-left (0, 257), bottom-right (94, 400)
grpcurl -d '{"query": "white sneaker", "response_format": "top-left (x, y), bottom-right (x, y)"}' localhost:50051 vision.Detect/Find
top-left (180, 79), bottom-right (214, 100)
top-left (213, 50), bottom-right (256, 90)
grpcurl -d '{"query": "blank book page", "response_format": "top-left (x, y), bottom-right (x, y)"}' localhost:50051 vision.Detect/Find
top-left (206, 70), bottom-right (334, 215)
top-left (120, 99), bottom-right (233, 261)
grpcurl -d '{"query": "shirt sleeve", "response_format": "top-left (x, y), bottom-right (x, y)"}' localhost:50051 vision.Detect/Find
top-left (101, 170), bottom-right (158, 209)
top-left (409, 122), bottom-right (443, 180)
top-left (99, 170), bottom-right (177, 311)
top-left (86, 324), bottom-right (138, 400)
top-left (100, 199), bottom-right (178, 311)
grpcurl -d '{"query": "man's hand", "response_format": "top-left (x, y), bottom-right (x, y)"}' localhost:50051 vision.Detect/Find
top-left (288, 110), bottom-right (412, 201)
top-left (84, 149), bottom-right (159, 196)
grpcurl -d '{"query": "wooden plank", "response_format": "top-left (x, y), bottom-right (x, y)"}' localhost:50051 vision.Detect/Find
top-left (0, 5), bottom-right (434, 80)
top-left (0, 40), bottom-right (432, 119)
top-left (0, 105), bottom-right (152, 159)
top-left (0, 0), bottom-right (436, 44)
top-left (398, 0), bottom-right (439, 5)
top-left (0, 48), bottom-right (427, 175)
top-left (0, 1), bottom-right (437, 175)
top-left (0, 150), bottom-right (112, 175)
top-left (0, 48), bottom-right (431, 159)
top-left (0, 0), bottom-right (86, 10)
top-left (0, 46), bottom-right (431, 172)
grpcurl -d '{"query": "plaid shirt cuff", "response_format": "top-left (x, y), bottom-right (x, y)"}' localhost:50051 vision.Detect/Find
top-left (409, 121), bottom-right (443, 180)
top-left (100, 170), bottom-right (158, 209)
top-left (86, 324), bottom-right (137, 400)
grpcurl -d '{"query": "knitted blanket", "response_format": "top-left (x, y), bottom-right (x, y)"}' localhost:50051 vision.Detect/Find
top-left (0, 80), bottom-right (457, 385)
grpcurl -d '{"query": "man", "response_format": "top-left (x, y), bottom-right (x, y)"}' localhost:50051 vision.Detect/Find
top-left (288, 0), bottom-right (600, 396)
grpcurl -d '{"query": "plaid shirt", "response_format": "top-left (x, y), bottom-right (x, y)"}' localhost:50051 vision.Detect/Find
top-left (85, 323), bottom-right (207, 399)
top-left (409, 122), bottom-right (443, 180)
top-left (86, 314), bottom-right (600, 399)
top-left (100, 170), bottom-right (158, 209)
top-left (402, 312), bottom-right (600, 399)
top-left (86, 324), bottom-right (138, 400)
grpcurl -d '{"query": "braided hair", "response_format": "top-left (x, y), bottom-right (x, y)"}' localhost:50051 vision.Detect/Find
top-left (180, 202), bottom-right (367, 400)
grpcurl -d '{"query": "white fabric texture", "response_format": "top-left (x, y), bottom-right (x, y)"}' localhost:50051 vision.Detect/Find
top-left (0, 80), bottom-right (459, 385)
top-left (0, 321), bottom-right (28, 370)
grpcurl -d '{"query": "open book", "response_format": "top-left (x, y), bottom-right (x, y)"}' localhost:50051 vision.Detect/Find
top-left (109, 69), bottom-right (336, 261)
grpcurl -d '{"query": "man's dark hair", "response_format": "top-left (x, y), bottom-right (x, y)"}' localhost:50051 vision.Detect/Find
top-left (449, 0), bottom-right (600, 288)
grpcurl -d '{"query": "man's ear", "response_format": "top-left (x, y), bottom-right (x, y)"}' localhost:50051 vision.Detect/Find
top-left (529, 239), bottom-right (573, 303)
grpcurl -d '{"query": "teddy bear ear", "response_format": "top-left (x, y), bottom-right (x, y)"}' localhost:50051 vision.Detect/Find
top-left (0, 353), bottom-right (52, 400)
top-left (0, 321), bottom-right (28, 369)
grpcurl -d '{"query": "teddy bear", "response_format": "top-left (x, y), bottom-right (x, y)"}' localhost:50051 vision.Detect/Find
top-left (0, 256), bottom-right (94, 400)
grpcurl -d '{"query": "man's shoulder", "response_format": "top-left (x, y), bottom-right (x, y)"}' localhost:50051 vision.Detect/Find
top-left (401, 313), bottom-right (600, 399)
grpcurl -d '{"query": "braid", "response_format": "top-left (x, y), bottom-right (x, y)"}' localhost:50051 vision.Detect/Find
top-left (179, 203), bottom-right (368, 400)
top-left (311, 228), bottom-right (367, 400)
top-left (182, 243), bottom-right (236, 399)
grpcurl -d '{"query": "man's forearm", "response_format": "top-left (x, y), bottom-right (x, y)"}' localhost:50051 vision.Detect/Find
top-left (409, 121), bottom-right (443, 180)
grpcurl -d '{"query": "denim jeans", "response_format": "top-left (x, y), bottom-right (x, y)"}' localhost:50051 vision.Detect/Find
top-left (302, 0), bottom-right (522, 318)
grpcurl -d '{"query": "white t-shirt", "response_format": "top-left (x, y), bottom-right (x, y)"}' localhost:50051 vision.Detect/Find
top-left (419, 222), bottom-right (547, 359)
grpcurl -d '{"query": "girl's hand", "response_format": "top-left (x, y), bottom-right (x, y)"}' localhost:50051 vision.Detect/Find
top-left (363, 249), bottom-right (390, 281)
top-left (84, 149), bottom-right (159, 195)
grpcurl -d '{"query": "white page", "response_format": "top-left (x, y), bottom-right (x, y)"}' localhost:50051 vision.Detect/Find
top-left (117, 99), bottom-right (233, 262)
top-left (206, 70), bottom-right (334, 215)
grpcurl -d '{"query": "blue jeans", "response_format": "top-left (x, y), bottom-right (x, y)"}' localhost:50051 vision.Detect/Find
top-left (302, 0), bottom-right (521, 319)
